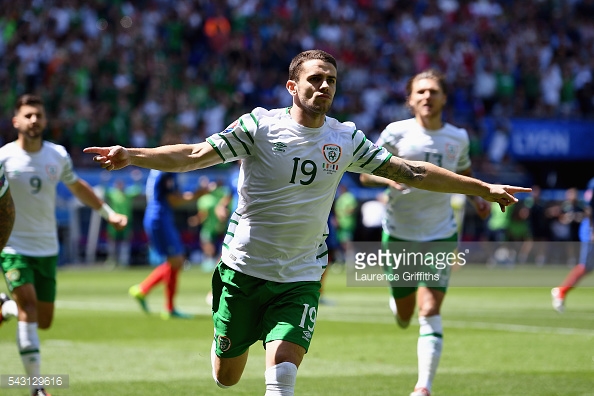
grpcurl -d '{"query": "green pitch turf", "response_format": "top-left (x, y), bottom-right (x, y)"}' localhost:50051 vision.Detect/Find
top-left (0, 264), bottom-right (592, 395)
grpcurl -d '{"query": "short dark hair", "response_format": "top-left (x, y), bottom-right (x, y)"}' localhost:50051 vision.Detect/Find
top-left (405, 69), bottom-right (448, 97)
top-left (288, 50), bottom-right (337, 81)
top-left (15, 94), bottom-right (44, 114)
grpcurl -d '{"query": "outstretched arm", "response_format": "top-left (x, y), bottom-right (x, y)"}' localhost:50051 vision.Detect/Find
top-left (373, 157), bottom-right (531, 211)
top-left (0, 188), bottom-right (15, 251)
top-left (83, 142), bottom-right (223, 173)
top-left (67, 179), bottom-right (128, 230)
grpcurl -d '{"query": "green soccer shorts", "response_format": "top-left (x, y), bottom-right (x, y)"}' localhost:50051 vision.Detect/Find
top-left (211, 262), bottom-right (321, 358)
top-left (1, 253), bottom-right (58, 303)
top-left (382, 232), bottom-right (458, 299)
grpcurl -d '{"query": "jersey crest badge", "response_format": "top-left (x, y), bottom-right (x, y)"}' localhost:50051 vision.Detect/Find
top-left (323, 144), bottom-right (341, 163)
top-left (5, 269), bottom-right (20, 282)
top-left (46, 164), bottom-right (59, 181)
top-left (218, 335), bottom-right (232, 352)
top-left (445, 143), bottom-right (459, 162)
top-left (322, 144), bottom-right (341, 174)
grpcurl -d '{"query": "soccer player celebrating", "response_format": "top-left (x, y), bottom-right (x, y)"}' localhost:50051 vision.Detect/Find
top-left (360, 69), bottom-right (491, 396)
top-left (85, 50), bottom-right (529, 395)
top-left (0, 94), bottom-right (128, 396)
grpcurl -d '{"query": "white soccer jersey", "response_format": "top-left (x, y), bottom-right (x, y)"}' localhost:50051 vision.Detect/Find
top-left (376, 118), bottom-right (471, 241)
top-left (0, 141), bottom-right (79, 256)
top-left (208, 107), bottom-right (392, 282)
top-left (0, 162), bottom-right (8, 198)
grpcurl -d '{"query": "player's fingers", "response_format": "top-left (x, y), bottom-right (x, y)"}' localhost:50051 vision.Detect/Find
top-left (83, 147), bottom-right (106, 154)
top-left (506, 186), bottom-right (532, 194)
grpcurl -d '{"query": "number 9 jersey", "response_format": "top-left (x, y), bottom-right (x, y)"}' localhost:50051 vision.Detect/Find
top-left (207, 107), bottom-right (392, 283)
top-left (0, 141), bottom-right (78, 256)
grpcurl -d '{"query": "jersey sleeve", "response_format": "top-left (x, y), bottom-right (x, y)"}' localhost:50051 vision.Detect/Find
top-left (0, 162), bottom-right (8, 198)
top-left (346, 129), bottom-right (392, 174)
top-left (59, 150), bottom-right (79, 185)
top-left (455, 128), bottom-right (471, 172)
top-left (375, 125), bottom-right (400, 155)
top-left (206, 111), bottom-right (258, 163)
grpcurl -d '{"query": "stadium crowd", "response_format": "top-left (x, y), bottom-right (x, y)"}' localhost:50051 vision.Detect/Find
top-left (0, 0), bottom-right (593, 169)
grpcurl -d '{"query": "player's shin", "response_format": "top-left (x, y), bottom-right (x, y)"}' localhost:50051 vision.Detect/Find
top-left (264, 361), bottom-right (298, 396)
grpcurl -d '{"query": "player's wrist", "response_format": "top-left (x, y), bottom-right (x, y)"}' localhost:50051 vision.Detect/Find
top-left (98, 202), bottom-right (116, 220)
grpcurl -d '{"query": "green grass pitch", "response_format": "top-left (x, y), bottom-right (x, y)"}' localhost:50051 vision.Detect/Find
top-left (0, 264), bottom-right (592, 395)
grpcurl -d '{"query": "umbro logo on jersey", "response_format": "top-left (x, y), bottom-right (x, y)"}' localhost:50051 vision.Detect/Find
top-left (272, 142), bottom-right (287, 152)
top-left (302, 330), bottom-right (312, 342)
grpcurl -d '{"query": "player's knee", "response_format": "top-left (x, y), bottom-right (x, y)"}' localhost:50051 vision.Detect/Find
top-left (212, 370), bottom-right (237, 388)
top-left (38, 321), bottom-right (52, 330)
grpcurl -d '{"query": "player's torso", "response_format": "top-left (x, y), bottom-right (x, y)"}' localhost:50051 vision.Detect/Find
top-left (385, 120), bottom-right (467, 172)
top-left (238, 119), bottom-right (354, 210)
top-left (144, 170), bottom-right (175, 220)
top-left (0, 143), bottom-right (63, 223)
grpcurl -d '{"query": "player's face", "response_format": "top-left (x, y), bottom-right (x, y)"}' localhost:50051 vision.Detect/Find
top-left (408, 77), bottom-right (446, 118)
top-left (12, 104), bottom-right (47, 140)
top-left (289, 59), bottom-right (337, 115)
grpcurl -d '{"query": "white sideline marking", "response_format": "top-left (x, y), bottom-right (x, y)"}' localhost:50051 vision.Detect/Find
top-left (56, 299), bottom-right (594, 336)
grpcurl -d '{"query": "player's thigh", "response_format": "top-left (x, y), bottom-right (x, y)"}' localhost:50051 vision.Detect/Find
top-left (146, 220), bottom-right (184, 257)
top-left (262, 280), bottom-right (321, 354)
top-left (211, 262), bottom-right (269, 358)
top-left (1, 252), bottom-right (35, 294)
top-left (31, 256), bottom-right (58, 303)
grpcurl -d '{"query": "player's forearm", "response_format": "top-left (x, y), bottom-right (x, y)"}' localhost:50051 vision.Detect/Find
top-left (360, 173), bottom-right (392, 187)
top-left (68, 179), bottom-right (104, 210)
top-left (0, 189), bottom-right (15, 250)
top-left (128, 142), bottom-right (221, 172)
top-left (373, 157), bottom-right (491, 197)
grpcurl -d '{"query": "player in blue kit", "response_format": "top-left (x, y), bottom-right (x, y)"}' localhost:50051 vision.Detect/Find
top-left (129, 135), bottom-right (207, 319)
top-left (85, 50), bottom-right (529, 396)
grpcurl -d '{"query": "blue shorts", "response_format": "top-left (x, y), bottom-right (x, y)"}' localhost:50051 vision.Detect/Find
top-left (143, 218), bottom-right (184, 257)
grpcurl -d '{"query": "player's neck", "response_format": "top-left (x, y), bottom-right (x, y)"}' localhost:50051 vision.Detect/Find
top-left (16, 135), bottom-right (43, 153)
top-left (416, 115), bottom-right (443, 131)
top-left (289, 106), bottom-right (325, 129)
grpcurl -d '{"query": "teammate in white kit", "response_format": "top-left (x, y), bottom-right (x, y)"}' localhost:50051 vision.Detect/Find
top-left (360, 69), bottom-right (491, 396)
top-left (0, 94), bottom-right (128, 396)
top-left (85, 51), bottom-right (529, 396)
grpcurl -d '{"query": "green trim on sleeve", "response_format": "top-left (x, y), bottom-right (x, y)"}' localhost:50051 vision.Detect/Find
top-left (231, 131), bottom-right (251, 155)
top-left (219, 133), bottom-right (238, 157)
top-left (207, 138), bottom-right (226, 162)
top-left (360, 148), bottom-right (383, 168)
top-left (370, 153), bottom-right (393, 173)
top-left (239, 119), bottom-right (255, 144)
top-left (353, 135), bottom-right (367, 155)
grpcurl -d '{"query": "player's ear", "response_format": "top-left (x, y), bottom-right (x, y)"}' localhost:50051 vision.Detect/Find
top-left (286, 80), bottom-right (297, 96)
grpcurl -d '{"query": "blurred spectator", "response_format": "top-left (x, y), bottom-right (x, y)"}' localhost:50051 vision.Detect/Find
top-left (105, 170), bottom-right (143, 266)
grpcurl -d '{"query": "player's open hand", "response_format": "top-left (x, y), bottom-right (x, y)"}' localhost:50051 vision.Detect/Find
top-left (483, 185), bottom-right (532, 212)
top-left (109, 213), bottom-right (128, 231)
top-left (83, 146), bottom-right (130, 171)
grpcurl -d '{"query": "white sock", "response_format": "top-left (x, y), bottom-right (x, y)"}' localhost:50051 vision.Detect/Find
top-left (1, 299), bottom-right (18, 319)
top-left (17, 321), bottom-right (41, 392)
top-left (415, 315), bottom-right (443, 392)
top-left (264, 362), bottom-right (297, 396)
top-left (211, 340), bottom-right (230, 388)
